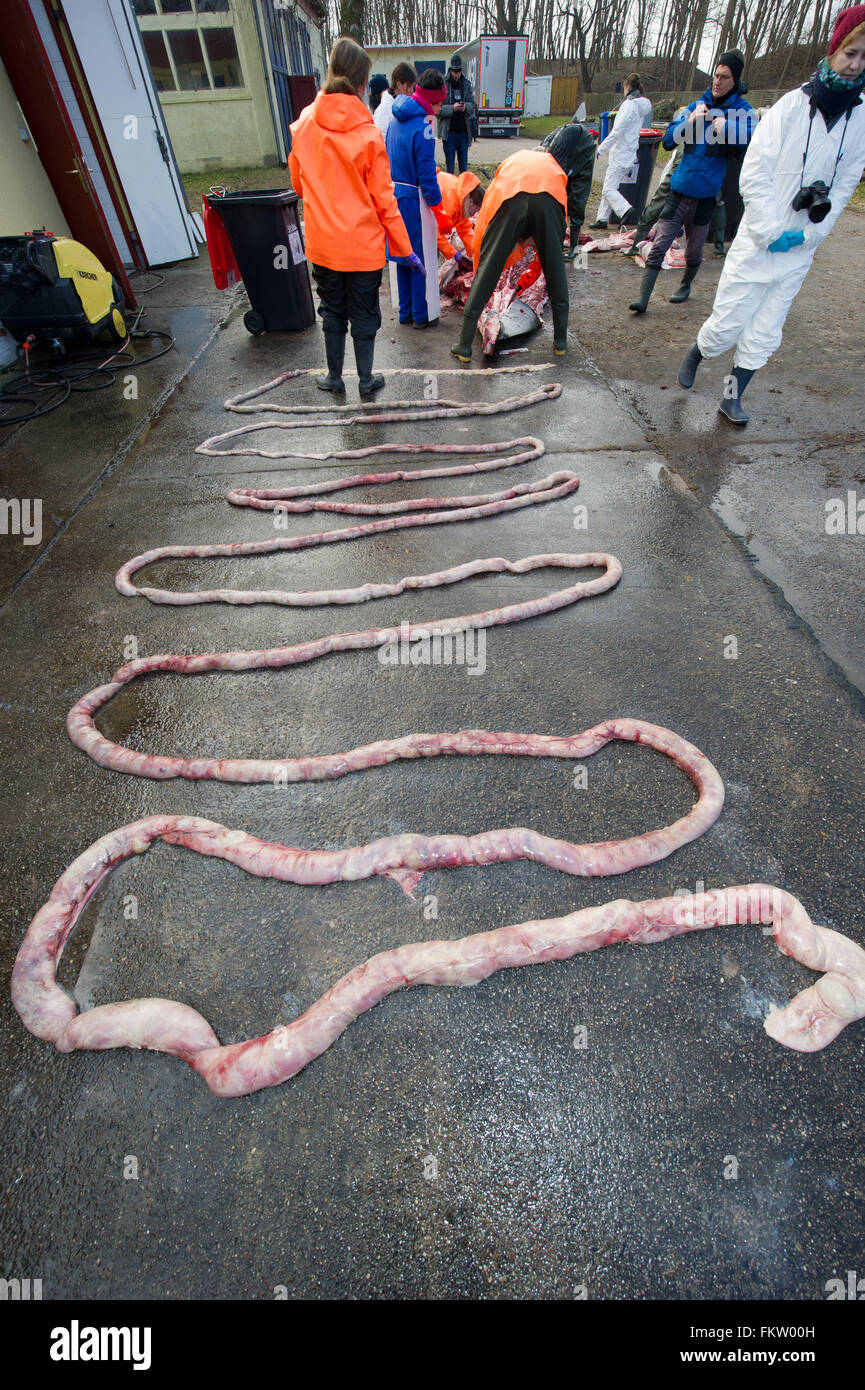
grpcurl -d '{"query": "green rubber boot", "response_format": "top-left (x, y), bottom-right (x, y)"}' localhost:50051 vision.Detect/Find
top-left (629, 265), bottom-right (660, 314)
top-left (670, 264), bottom-right (700, 303)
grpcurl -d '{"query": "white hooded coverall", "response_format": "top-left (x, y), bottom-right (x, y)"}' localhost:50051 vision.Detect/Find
top-left (696, 86), bottom-right (865, 370)
top-left (596, 92), bottom-right (653, 221)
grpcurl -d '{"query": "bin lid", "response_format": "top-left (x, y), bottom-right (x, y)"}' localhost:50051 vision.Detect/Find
top-left (209, 189), bottom-right (299, 207)
top-left (639, 128), bottom-right (663, 137)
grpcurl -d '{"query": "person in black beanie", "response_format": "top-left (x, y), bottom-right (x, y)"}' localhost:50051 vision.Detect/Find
top-left (368, 74), bottom-right (389, 112)
top-left (628, 52), bottom-right (756, 313)
top-left (708, 52), bottom-right (749, 256)
top-left (677, 5), bottom-right (865, 424)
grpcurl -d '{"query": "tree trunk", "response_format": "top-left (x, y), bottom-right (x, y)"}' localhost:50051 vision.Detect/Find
top-left (338, 0), bottom-right (365, 44)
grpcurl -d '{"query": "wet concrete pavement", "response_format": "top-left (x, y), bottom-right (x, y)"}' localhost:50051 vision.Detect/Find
top-left (1, 239), bottom-right (863, 1300)
top-left (575, 204), bottom-right (865, 698)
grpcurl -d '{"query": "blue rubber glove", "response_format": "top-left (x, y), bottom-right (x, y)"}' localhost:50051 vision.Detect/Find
top-left (768, 229), bottom-right (805, 253)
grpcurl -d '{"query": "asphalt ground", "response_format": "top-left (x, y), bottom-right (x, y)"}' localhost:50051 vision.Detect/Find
top-left (0, 229), bottom-right (863, 1301)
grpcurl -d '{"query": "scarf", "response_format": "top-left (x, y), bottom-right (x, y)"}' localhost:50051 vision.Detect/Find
top-left (412, 86), bottom-right (442, 118)
top-left (807, 57), bottom-right (865, 124)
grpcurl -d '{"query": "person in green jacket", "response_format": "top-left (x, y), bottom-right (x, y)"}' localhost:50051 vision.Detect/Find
top-left (540, 121), bottom-right (597, 259)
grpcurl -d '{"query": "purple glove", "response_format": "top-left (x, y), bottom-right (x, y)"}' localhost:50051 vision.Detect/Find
top-left (394, 252), bottom-right (425, 275)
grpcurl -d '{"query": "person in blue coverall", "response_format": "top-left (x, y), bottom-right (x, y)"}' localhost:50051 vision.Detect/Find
top-left (629, 50), bottom-right (756, 313)
top-left (386, 69), bottom-right (447, 327)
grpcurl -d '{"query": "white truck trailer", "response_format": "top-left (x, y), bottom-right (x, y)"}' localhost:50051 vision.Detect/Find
top-left (453, 34), bottom-right (528, 138)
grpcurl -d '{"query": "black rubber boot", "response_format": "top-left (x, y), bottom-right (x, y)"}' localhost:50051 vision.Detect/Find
top-left (718, 366), bottom-right (755, 425)
top-left (677, 341), bottom-right (703, 389)
top-left (588, 218), bottom-right (608, 230)
top-left (670, 263), bottom-right (700, 303)
top-left (629, 264), bottom-right (660, 314)
top-left (353, 336), bottom-right (384, 398)
top-left (316, 331), bottom-right (346, 392)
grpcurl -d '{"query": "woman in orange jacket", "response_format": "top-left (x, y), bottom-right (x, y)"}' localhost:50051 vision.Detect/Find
top-left (288, 36), bottom-right (418, 397)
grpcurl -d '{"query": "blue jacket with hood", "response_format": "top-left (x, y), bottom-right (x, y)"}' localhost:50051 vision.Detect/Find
top-left (663, 86), bottom-right (756, 199)
top-left (385, 94), bottom-right (442, 261)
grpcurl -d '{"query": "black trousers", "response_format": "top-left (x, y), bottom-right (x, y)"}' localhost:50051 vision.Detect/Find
top-left (457, 191), bottom-right (568, 348)
top-left (312, 264), bottom-right (382, 339)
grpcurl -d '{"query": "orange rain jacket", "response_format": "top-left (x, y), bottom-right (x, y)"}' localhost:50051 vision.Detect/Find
top-left (288, 92), bottom-right (412, 271)
top-left (435, 170), bottom-right (481, 260)
top-left (472, 149), bottom-right (567, 272)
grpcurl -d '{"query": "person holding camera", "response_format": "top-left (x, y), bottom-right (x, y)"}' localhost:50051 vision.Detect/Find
top-left (438, 56), bottom-right (477, 174)
top-left (678, 5), bottom-right (865, 423)
top-left (629, 52), bottom-right (755, 313)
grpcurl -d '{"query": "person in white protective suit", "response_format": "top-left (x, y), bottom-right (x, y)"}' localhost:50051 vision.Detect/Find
top-left (678, 4), bottom-right (865, 424)
top-left (589, 73), bottom-right (653, 228)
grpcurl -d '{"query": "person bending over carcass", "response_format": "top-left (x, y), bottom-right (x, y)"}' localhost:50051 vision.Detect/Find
top-left (450, 130), bottom-right (594, 361)
top-left (435, 170), bottom-right (484, 272)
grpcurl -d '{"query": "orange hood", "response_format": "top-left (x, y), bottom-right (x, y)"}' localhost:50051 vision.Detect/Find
top-left (455, 171), bottom-right (481, 201)
top-left (304, 90), bottom-right (373, 133)
top-left (288, 92), bottom-right (412, 271)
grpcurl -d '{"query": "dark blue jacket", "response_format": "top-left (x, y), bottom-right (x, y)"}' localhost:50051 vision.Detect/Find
top-left (663, 87), bottom-right (756, 199)
top-left (385, 96), bottom-right (442, 208)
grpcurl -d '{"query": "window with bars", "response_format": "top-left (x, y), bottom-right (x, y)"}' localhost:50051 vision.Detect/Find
top-left (133, 0), bottom-right (242, 92)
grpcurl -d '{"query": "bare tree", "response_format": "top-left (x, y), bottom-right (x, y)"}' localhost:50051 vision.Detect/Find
top-left (326, 0), bottom-right (834, 92)
top-left (338, 0), bottom-right (365, 43)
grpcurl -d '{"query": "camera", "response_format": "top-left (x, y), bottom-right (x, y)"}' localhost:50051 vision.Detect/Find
top-left (791, 179), bottom-right (832, 222)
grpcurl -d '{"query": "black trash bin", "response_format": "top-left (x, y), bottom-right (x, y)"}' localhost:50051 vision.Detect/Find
top-left (208, 188), bottom-right (315, 335)
top-left (617, 129), bottom-right (663, 221)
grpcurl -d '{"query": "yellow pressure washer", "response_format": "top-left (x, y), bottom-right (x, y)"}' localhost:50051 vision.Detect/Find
top-left (0, 230), bottom-right (127, 349)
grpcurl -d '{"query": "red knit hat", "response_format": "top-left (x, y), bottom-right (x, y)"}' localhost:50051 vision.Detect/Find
top-left (829, 5), bottom-right (865, 54)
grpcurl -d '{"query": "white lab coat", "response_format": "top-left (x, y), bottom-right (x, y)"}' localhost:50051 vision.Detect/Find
top-left (597, 92), bottom-right (653, 220)
top-left (698, 86), bottom-right (865, 369)
top-left (374, 89), bottom-right (394, 139)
